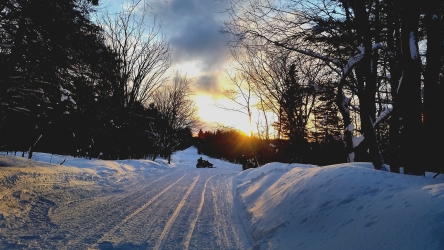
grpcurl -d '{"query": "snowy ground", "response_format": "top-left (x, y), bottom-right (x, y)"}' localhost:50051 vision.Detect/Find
top-left (0, 148), bottom-right (250, 249)
top-left (1, 147), bottom-right (444, 250)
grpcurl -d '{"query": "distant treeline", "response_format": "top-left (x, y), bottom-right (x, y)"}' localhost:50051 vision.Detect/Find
top-left (194, 129), bottom-right (346, 166)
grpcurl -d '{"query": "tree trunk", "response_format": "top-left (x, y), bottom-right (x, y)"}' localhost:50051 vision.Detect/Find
top-left (354, 1), bottom-right (384, 170)
top-left (385, 0), bottom-right (402, 173)
top-left (423, 2), bottom-right (443, 173)
top-left (28, 134), bottom-right (43, 160)
top-left (336, 88), bottom-right (354, 162)
top-left (388, 109), bottom-right (401, 173)
top-left (397, 1), bottom-right (423, 175)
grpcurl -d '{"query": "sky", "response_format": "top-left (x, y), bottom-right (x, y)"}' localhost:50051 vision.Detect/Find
top-left (2, 147), bottom-right (444, 249)
top-left (96, 0), bottom-right (255, 133)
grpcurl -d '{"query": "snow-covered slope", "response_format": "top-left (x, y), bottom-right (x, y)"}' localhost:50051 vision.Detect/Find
top-left (235, 162), bottom-right (444, 250)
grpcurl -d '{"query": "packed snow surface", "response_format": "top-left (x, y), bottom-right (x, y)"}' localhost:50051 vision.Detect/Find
top-left (1, 147), bottom-right (443, 249)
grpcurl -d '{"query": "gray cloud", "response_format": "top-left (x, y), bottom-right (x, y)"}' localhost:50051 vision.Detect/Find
top-left (194, 74), bottom-right (220, 92)
top-left (148, 0), bottom-right (231, 93)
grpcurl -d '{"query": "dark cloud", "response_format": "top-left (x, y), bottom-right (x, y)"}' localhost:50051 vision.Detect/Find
top-left (170, 16), bottom-right (227, 65)
top-left (148, 0), bottom-right (231, 93)
top-left (194, 74), bottom-right (221, 92)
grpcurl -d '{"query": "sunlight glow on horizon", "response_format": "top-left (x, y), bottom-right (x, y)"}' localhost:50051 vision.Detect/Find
top-left (98, 0), bottom-right (275, 136)
top-left (193, 94), bottom-right (277, 137)
top-left (193, 94), bottom-right (252, 134)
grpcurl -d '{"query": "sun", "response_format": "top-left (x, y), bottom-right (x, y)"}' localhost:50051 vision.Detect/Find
top-left (193, 94), bottom-right (252, 135)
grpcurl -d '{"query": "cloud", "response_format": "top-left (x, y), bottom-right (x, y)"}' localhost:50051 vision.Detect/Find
top-left (148, 0), bottom-right (231, 94)
top-left (194, 74), bottom-right (220, 92)
top-left (99, 0), bottom-right (232, 95)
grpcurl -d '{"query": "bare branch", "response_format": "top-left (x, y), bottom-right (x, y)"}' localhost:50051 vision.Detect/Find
top-left (97, 0), bottom-right (171, 108)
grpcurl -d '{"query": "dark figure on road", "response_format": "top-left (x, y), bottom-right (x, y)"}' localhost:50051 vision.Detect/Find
top-left (196, 157), bottom-right (214, 168)
top-left (240, 155), bottom-right (247, 171)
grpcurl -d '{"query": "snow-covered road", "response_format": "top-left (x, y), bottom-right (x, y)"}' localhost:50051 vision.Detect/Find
top-left (0, 149), bottom-right (252, 249)
top-left (3, 147), bottom-right (444, 249)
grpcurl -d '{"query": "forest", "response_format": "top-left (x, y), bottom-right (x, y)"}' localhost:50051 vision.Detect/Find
top-left (194, 128), bottom-right (345, 167)
top-left (218, 0), bottom-right (444, 175)
top-left (0, 0), bottom-right (196, 163)
top-left (1, 0), bottom-right (443, 175)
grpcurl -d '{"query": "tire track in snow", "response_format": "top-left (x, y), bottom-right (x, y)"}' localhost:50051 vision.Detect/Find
top-left (61, 170), bottom-right (174, 207)
top-left (54, 171), bottom-right (183, 243)
top-left (183, 174), bottom-right (217, 250)
top-left (90, 173), bottom-right (187, 249)
top-left (154, 174), bottom-right (200, 250)
top-left (210, 177), bottom-right (231, 247)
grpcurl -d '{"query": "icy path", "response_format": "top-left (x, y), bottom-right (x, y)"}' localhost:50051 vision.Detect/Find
top-left (0, 150), bottom-right (252, 249)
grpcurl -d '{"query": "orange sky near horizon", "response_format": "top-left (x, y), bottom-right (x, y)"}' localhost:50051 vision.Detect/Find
top-left (193, 93), bottom-right (278, 137)
top-left (101, 0), bottom-right (261, 135)
top-left (193, 94), bottom-right (252, 135)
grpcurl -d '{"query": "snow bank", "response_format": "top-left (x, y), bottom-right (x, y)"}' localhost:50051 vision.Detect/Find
top-left (0, 151), bottom-right (174, 229)
top-left (235, 163), bottom-right (444, 250)
top-left (1, 152), bottom-right (174, 176)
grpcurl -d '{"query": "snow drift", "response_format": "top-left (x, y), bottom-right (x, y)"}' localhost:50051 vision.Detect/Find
top-left (235, 162), bottom-right (444, 250)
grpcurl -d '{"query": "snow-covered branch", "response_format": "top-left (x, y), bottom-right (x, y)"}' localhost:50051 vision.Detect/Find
top-left (341, 43), bottom-right (386, 83)
top-left (409, 31), bottom-right (418, 60)
top-left (341, 46), bottom-right (364, 82)
top-left (373, 107), bottom-right (393, 128)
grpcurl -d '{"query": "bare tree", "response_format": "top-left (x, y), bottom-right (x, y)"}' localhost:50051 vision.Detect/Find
top-left (225, 39), bottom-right (326, 162)
top-left (224, 0), bottom-right (387, 169)
top-left (151, 72), bottom-right (198, 163)
top-left (97, 0), bottom-right (171, 108)
top-left (255, 96), bottom-right (273, 141)
top-left (217, 67), bottom-right (255, 137)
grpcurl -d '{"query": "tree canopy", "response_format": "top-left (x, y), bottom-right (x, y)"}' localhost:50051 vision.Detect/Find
top-left (0, 0), bottom-right (195, 160)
